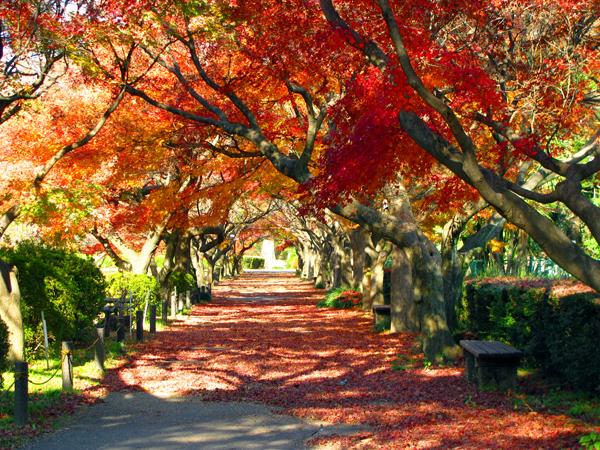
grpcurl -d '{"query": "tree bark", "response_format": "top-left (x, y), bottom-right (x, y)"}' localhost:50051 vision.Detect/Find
top-left (390, 245), bottom-right (420, 332)
top-left (384, 184), bottom-right (457, 361)
top-left (440, 202), bottom-right (486, 330)
top-left (0, 205), bottom-right (20, 241)
top-left (349, 229), bottom-right (367, 291)
top-left (365, 239), bottom-right (387, 308)
top-left (319, 0), bottom-right (600, 302)
top-left (301, 244), bottom-right (310, 279)
top-left (411, 235), bottom-right (458, 362)
top-left (0, 261), bottom-right (24, 362)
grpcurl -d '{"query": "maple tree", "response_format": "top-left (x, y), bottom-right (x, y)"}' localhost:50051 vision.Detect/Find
top-left (91, 147), bottom-right (265, 275)
top-left (0, 61), bottom-right (128, 239)
top-left (318, 0), bottom-right (600, 291)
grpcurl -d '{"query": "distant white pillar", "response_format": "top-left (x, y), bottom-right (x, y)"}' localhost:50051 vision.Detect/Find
top-left (261, 239), bottom-right (276, 270)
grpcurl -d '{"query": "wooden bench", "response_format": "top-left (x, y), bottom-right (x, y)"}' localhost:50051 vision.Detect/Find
top-left (372, 304), bottom-right (391, 326)
top-left (103, 296), bottom-right (134, 330)
top-left (460, 340), bottom-right (523, 391)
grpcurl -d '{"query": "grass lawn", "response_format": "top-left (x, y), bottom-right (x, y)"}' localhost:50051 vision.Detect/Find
top-left (0, 318), bottom-right (169, 449)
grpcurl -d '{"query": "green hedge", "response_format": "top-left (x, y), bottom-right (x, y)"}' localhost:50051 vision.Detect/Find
top-left (105, 272), bottom-right (160, 309)
top-left (0, 241), bottom-right (106, 349)
top-left (242, 256), bottom-right (265, 270)
top-left (463, 280), bottom-right (600, 392)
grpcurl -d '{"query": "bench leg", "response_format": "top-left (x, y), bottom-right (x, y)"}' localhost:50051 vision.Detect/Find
top-left (464, 352), bottom-right (476, 384)
top-left (477, 364), bottom-right (518, 391)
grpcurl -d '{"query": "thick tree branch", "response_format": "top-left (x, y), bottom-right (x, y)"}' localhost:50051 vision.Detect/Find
top-left (319, 0), bottom-right (388, 70)
top-left (181, 22), bottom-right (261, 130)
top-left (376, 0), bottom-right (479, 160)
top-left (91, 229), bottom-right (132, 271)
top-left (285, 80), bottom-right (328, 169)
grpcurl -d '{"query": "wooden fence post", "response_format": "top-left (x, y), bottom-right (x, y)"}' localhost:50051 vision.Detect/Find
top-left (136, 311), bottom-right (143, 342)
top-left (14, 361), bottom-right (27, 426)
top-left (95, 327), bottom-right (105, 373)
top-left (149, 305), bottom-right (157, 333)
top-left (61, 341), bottom-right (73, 390)
top-left (161, 300), bottom-right (168, 324)
top-left (117, 310), bottom-right (125, 343)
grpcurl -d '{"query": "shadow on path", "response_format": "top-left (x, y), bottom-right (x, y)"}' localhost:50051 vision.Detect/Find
top-left (23, 391), bottom-right (362, 450)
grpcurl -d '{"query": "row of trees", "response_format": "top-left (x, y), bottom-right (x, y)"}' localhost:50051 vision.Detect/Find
top-left (0, 0), bottom-right (597, 361)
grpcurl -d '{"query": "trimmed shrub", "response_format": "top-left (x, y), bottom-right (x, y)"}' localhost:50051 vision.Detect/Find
top-left (0, 317), bottom-right (8, 388)
top-left (464, 282), bottom-right (547, 352)
top-left (542, 294), bottom-right (600, 392)
top-left (317, 287), bottom-right (362, 309)
top-left (463, 279), bottom-right (600, 392)
top-left (105, 272), bottom-right (160, 309)
top-left (0, 241), bottom-right (106, 349)
top-left (242, 256), bottom-right (265, 270)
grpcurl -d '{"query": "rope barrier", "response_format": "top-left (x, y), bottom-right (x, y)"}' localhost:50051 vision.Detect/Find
top-left (27, 354), bottom-right (67, 386)
top-left (4, 295), bottom-right (165, 393)
top-left (1, 380), bottom-right (16, 393)
top-left (78, 337), bottom-right (101, 353)
top-left (27, 336), bottom-right (105, 386)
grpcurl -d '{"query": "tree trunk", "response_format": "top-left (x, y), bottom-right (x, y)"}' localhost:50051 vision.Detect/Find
top-left (390, 245), bottom-right (420, 332)
top-left (159, 231), bottom-right (179, 289)
top-left (301, 245), bottom-right (310, 279)
top-left (232, 255), bottom-right (242, 276)
top-left (0, 261), bottom-right (24, 362)
top-left (0, 205), bottom-right (20, 241)
top-left (297, 249), bottom-right (305, 277)
top-left (314, 247), bottom-right (326, 287)
top-left (365, 240), bottom-right (387, 308)
top-left (340, 238), bottom-right (353, 287)
top-left (205, 259), bottom-right (215, 285)
top-left (361, 268), bottom-right (371, 303)
top-left (385, 185), bottom-right (457, 361)
top-left (440, 205), bottom-right (484, 331)
top-left (412, 236), bottom-right (458, 362)
top-left (360, 234), bottom-right (375, 307)
top-left (311, 249), bottom-right (320, 284)
top-left (349, 229), bottom-right (367, 291)
top-left (190, 241), bottom-right (205, 288)
top-left (330, 243), bottom-right (341, 288)
top-left (307, 248), bottom-right (316, 279)
top-left (173, 231), bottom-right (192, 274)
top-left (131, 252), bottom-right (155, 275)
top-left (441, 237), bottom-right (464, 332)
